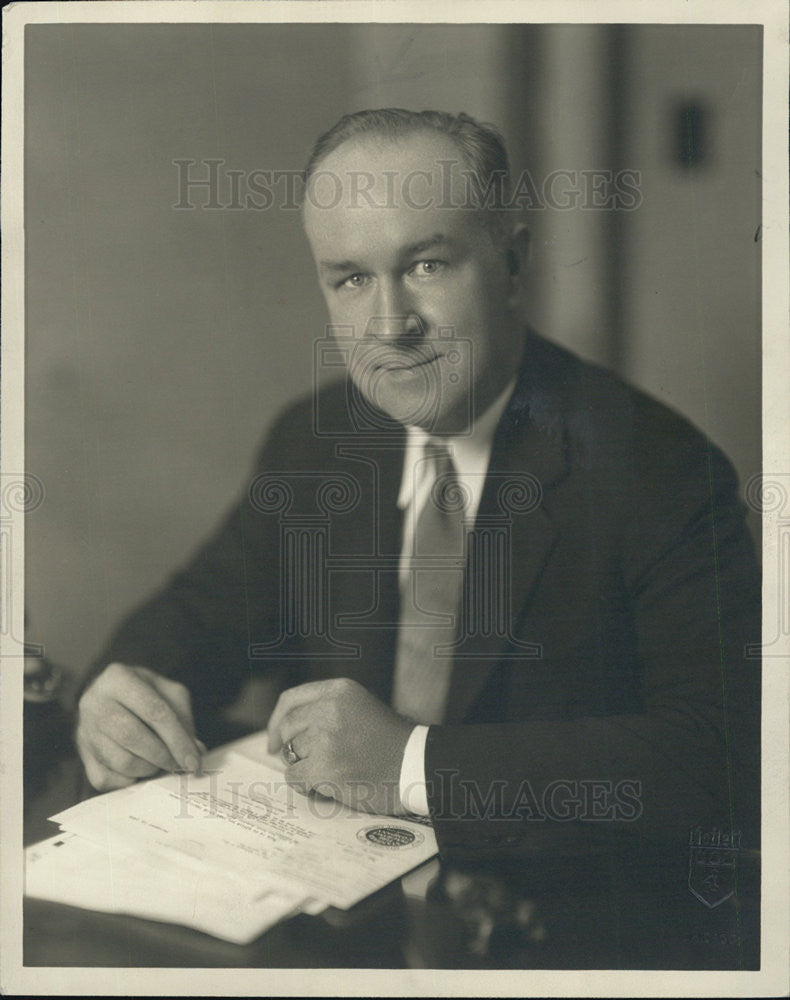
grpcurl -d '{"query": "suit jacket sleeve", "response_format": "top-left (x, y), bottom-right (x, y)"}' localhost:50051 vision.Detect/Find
top-left (424, 420), bottom-right (761, 867)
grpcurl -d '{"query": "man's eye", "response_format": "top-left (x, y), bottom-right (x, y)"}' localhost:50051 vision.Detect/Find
top-left (339, 273), bottom-right (368, 290)
top-left (410, 259), bottom-right (444, 277)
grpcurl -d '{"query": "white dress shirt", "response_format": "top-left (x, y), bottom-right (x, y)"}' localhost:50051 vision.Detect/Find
top-left (396, 377), bottom-right (517, 816)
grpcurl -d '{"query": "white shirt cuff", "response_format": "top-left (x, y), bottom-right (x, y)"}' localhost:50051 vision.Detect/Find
top-left (398, 725), bottom-right (430, 816)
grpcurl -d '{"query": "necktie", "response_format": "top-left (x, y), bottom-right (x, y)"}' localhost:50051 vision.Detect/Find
top-left (392, 441), bottom-right (467, 724)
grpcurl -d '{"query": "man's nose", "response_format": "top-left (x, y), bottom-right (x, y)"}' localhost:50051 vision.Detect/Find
top-left (366, 281), bottom-right (423, 343)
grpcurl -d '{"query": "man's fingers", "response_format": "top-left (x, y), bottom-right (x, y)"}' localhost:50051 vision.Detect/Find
top-left (95, 704), bottom-right (180, 773)
top-left (76, 663), bottom-right (204, 786)
top-left (283, 728), bottom-right (315, 766)
top-left (267, 680), bottom-right (338, 753)
top-left (141, 670), bottom-right (196, 738)
top-left (282, 760), bottom-right (346, 808)
top-left (282, 758), bottom-right (314, 798)
top-left (113, 671), bottom-right (201, 771)
top-left (79, 739), bottom-right (139, 792)
top-left (91, 734), bottom-right (163, 779)
top-left (85, 761), bottom-right (137, 793)
top-left (275, 704), bottom-right (314, 750)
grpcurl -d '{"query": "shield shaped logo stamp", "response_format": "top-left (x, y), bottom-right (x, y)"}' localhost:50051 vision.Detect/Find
top-left (688, 827), bottom-right (741, 908)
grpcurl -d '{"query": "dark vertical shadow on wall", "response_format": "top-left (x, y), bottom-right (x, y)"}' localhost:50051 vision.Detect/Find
top-left (604, 24), bottom-right (629, 376)
top-left (501, 25), bottom-right (547, 331)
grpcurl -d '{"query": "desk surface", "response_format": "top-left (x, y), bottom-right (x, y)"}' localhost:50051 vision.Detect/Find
top-left (23, 755), bottom-right (760, 971)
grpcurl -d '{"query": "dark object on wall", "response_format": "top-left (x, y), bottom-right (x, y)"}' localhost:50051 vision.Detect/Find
top-left (674, 99), bottom-right (710, 168)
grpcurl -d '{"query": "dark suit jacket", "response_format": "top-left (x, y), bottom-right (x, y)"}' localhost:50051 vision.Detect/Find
top-left (91, 331), bottom-right (761, 870)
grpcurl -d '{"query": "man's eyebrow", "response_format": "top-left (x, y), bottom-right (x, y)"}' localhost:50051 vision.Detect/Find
top-left (318, 234), bottom-right (452, 274)
top-left (400, 233), bottom-right (452, 257)
top-left (319, 258), bottom-right (362, 273)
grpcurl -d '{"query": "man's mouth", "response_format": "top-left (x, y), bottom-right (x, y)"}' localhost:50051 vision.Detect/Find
top-left (376, 353), bottom-right (443, 372)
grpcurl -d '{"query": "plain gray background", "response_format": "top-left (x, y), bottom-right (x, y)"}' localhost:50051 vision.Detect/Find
top-left (24, 23), bottom-right (762, 678)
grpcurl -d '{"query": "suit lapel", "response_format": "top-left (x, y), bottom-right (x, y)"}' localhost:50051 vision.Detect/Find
top-left (443, 334), bottom-right (570, 723)
top-left (321, 430), bottom-right (406, 700)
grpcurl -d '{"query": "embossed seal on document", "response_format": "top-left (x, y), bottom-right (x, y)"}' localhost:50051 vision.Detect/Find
top-left (358, 825), bottom-right (424, 849)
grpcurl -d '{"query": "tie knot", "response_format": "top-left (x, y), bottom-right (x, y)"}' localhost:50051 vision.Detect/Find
top-left (424, 439), bottom-right (454, 476)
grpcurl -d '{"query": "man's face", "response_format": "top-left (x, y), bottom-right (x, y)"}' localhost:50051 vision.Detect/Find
top-left (302, 132), bottom-right (524, 434)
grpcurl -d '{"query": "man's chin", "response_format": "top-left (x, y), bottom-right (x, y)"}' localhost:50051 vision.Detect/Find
top-left (351, 377), bottom-right (468, 435)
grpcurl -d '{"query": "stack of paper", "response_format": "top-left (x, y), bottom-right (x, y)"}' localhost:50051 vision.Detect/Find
top-left (24, 733), bottom-right (437, 944)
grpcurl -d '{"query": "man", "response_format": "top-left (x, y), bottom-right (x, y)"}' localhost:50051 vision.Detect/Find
top-left (75, 110), bottom-right (760, 870)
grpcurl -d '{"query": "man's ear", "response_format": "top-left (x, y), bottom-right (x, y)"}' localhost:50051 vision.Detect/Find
top-left (505, 223), bottom-right (531, 300)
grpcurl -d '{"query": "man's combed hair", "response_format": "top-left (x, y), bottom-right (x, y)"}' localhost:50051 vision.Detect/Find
top-left (303, 108), bottom-right (512, 223)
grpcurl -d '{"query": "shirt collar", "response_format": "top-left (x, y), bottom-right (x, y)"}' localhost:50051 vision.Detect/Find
top-left (397, 376), bottom-right (517, 510)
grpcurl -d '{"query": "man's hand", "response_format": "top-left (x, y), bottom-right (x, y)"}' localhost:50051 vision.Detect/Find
top-left (76, 662), bottom-right (202, 791)
top-left (267, 678), bottom-right (414, 815)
